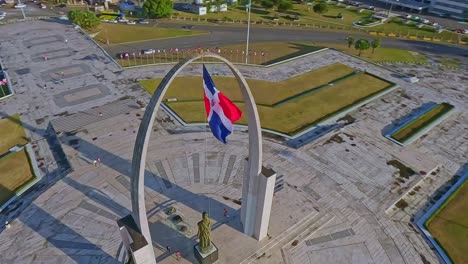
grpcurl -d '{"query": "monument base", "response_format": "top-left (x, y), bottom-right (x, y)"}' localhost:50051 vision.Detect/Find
top-left (194, 243), bottom-right (219, 264)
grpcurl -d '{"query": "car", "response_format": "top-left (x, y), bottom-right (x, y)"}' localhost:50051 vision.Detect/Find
top-left (101, 19), bottom-right (109, 22)
top-left (110, 19), bottom-right (118, 23)
top-left (59, 15), bottom-right (68, 20)
top-left (432, 22), bottom-right (438, 27)
top-left (182, 25), bottom-right (194, 29)
top-left (454, 28), bottom-right (464, 34)
top-left (40, 4), bottom-right (46, 8)
top-left (127, 21), bottom-right (136, 25)
top-left (142, 49), bottom-right (156, 55)
top-left (73, 24), bottom-right (81, 29)
top-left (58, 3), bottom-right (66, 7)
top-left (421, 18), bottom-right (430, 24)
top-left (181, 4), bottom-right (190, 10)
top-left (14, 3), bottom-right (26, 8)
top-left (118, 18), bottom-right (129, 23)
top-left (0, 11), bottom-right (6, 16)
top-left (138, 19), bottom-right (149, 24)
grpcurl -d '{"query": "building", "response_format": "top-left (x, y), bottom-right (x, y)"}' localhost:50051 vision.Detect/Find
top-left (429, 0), bottom-right (468, 20)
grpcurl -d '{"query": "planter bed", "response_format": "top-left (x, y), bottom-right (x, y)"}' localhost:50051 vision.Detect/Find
top-left (387, 102), bottom-right (454, 146)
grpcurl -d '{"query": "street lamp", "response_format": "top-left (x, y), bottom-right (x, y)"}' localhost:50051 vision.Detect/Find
top-left (387, 0), bottom-right (399, 17)
top-left (245, 0), bottom-right (252, 64)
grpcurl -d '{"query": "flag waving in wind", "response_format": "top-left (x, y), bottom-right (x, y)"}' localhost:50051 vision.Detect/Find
top-left (203, 65), bottom-right (242, 144)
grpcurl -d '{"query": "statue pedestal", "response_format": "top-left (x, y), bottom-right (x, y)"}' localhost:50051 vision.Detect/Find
top-left (194, 243), bottom-right (218, 264)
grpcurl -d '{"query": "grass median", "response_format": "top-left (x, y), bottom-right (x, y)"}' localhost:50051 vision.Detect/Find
top-left (93, 23), bottom-right (207, 44)
top-left (117, 42), bottom-right (427, 67)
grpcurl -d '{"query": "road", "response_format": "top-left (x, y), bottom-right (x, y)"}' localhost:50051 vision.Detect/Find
top-left (104, 23), bottom-right (468, 59)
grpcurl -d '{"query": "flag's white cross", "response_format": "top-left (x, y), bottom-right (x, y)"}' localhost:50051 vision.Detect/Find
top-left (203, 81), bottom-right (234, 132)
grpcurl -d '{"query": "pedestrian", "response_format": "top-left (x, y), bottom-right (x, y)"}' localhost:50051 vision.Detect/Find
top-left (223, 208), bottom-right (229, 218)
top-left (65, 39), bottom-right (68, 44)
top-left (97, 158), bottom-right (101, 165)
top-left (99, 112), bottom-right (103, 117)
top-left (44, 55), bottom-right (48, 61)
top-left (93, 160), bottom-right (97, 166)
top-left (166, 245), bottom-right (171, 252)
top-left (175, 251), bottom-right (181, 260)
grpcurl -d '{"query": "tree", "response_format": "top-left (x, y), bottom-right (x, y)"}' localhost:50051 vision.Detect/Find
top-left (68, 10), bottom-right (100, 29)
top-left (313, 3), bottom-right (328, 14)
top-left (346, 37), bottom-right (354, 49)
top-left (277, 0), bottom-right (293, 11)
top-left (260, 0), bottom-right (274, 9)
top-left (371, 38), bottom-right (381, 54)
top-left (354, 39), bottom-right (370, 56)
top-left (143, 0), bottom-right (173, 18)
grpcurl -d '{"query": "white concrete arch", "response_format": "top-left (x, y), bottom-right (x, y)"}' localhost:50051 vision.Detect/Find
top-left (130, 53), bottom-right (263, 254)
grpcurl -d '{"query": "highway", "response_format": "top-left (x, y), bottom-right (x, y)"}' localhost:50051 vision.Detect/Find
top-left (104, 22), bottom-right (468, 60)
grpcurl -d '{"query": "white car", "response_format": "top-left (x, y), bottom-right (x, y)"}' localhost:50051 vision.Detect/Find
top-left (0, 11), bottom-right (6, 16)
top-left (101, 19), bottom-right (109, 22)
top-left (143, 49), bottom-right (156, 55)
top-left (59, 15), bottom-right (68, 20)
top-left (110, 20), bottom-right (118, 23)
top-left (119, 18), bottom-right (129, 23)
top-left (14, 3), bottom-right (26, 8)
top-left (127, 21), bottom-right (136, 25)
top-left (138, 19), bottom-right (149, 24)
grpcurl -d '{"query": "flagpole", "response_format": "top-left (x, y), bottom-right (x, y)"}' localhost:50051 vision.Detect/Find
top-left (245, 0), bottom-right (252, 64)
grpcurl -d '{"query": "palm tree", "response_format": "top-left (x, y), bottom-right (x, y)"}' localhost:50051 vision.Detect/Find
top-left (346, 37), bottom-right (354, 49)
top-left (371, 38), bottom-right (381, 54)
top-left (354, 39), bottom-right (370, 56)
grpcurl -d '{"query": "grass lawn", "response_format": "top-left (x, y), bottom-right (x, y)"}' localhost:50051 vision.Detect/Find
top-left (140, 63), bottom-right (355, 104)
top-left (0, 114), bottom-right (28, 154)
top-left (0, 149), bottom-right (35, 206)
top-left (322, 43), bottom-right (427, 63)
top-left (426, 180), bottom-right (468, 264)
top-left (0, 84), bottom-right (10, 98)
top-left (440, 58), bottom-right (461, 68)
top-left (93, 23), bottom-right (207, 44)
top-left (0, 114), bottom-right (33, 207)
top-left (141, 67), bottom-right (393, 135)
top-left (390, 103), bottom-right (454, 143)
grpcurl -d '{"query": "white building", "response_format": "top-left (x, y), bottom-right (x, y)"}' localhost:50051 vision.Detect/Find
top-left (191, 5), bottom-right (207, 15)
top-left (429, 0), bottom-right (468, 20)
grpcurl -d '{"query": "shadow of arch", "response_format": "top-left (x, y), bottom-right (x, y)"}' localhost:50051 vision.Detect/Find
top-left (131, 52), bottom-right (263, 252)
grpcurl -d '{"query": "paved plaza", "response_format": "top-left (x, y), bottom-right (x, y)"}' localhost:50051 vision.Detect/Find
top-left (0, 20), bottom-right (467, 264)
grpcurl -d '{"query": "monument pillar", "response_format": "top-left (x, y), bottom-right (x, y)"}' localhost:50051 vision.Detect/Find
top-left (123, 53), bottom-right (275, 264)
top-left (241, 161), bottom-right (277, 240)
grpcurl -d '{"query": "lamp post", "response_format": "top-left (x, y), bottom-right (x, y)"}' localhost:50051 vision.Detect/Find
top-left (245, 0), bottom-right (252, 64)
top-left (387, 0), bottom-right (399, 16)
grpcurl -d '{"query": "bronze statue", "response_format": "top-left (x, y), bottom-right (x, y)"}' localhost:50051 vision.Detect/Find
top-left (197, 212), bottom-right (212, 254)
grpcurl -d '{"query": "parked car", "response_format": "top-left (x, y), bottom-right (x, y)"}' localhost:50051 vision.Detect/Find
top-left (101, 19), bottom-right (109, 22)
top-left (138, 19), bottom-right (149, 24)
top-left (127, 21), bottom-right (136, 25)
top-left (14, 3), bottom-right (26, 8)
top-left (421, 18), bottom-right (430, 24)
top-left (182, 25), bottom-right (194, 29)
top-left (454, 28), bottom-right (464, 34)
top-left (404, 14), bottom-right (412, 19)
top-left (143, 49), bottom-right (156, 55)
top-left (118, 18), bottom-right (129, 23)
top-left (110, 20), bottom-right (118, 23)
top-left (0, 11), bottom-right (6, 16)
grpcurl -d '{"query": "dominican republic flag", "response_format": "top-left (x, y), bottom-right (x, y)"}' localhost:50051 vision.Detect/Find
top-left (203, 65), bottom-right (242, 144)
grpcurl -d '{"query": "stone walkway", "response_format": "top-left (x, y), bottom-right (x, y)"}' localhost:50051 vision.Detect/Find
top-left (0, 20), bottom-right (466, 264)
